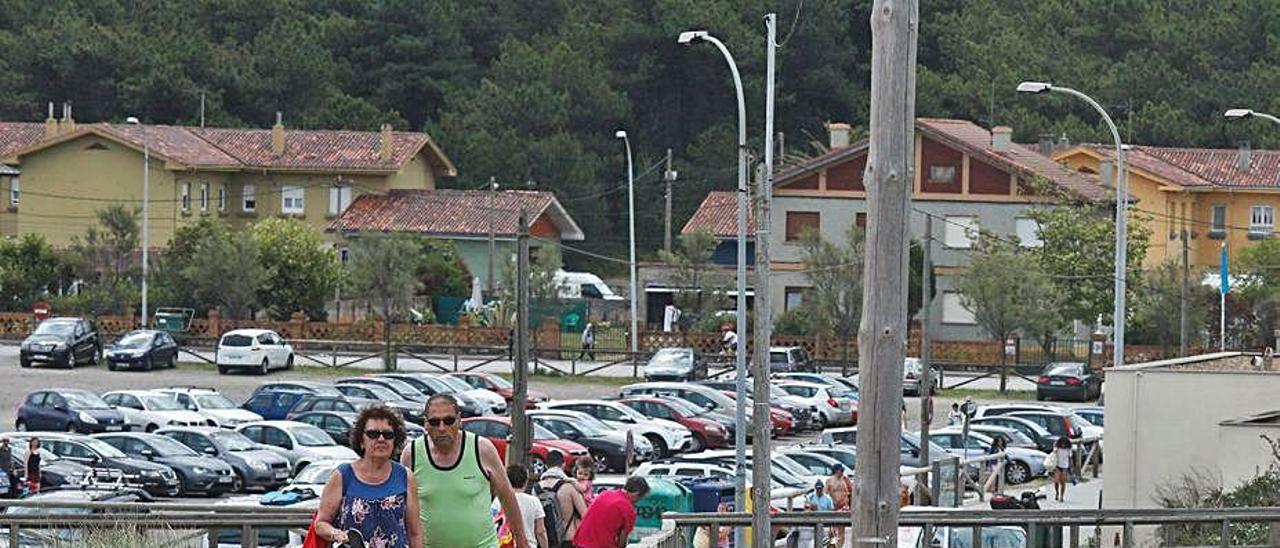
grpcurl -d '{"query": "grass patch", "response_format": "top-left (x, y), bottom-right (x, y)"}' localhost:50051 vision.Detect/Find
top-left (495, 371), bottom-right (635, 388)
top-left (940, 388), bottom-right (1037, 401)
top-left (175, 360), bottom-right (379, 378)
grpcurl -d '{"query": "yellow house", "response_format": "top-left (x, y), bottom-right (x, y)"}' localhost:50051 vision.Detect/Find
top-left (1055, 144), bottom-right (1280, 269)
top-left (0, 111), bottom-right (456, 247)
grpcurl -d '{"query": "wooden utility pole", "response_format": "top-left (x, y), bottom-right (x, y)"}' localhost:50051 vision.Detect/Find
top-left (854, 0), bottom-right (918, 545)
top-left (509, 210), bottom-right (531, 466)
top-left (664, 149), bottom-right (677, 255)
top-left (918, 215), bottom-right (933, 499)
top-left (750, 16), bottom-right (778, 545)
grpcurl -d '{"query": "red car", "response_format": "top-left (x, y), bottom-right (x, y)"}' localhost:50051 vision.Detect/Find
top-left (618, 397), bottom-right (732, 451)
top-left (461, 417), bottom-right (587, 475)
top-left (448, 372), bottom-right (548, 408)
top-left (718, 391), bottom-right (794, 437)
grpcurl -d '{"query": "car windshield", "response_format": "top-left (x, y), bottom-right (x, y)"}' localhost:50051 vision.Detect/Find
top-left (904, 359), bottom-right (921, 373)
top-left (294, 461), bottom-right (344, 484)
top-left (436, 376), bottom-right (474, 392)
top-left (10, 445), bottom-right (61, 462)
top-left (769, 352), bottom-right (788, 363)
top-left (148, 436), bottom-right (199, 457)
top-left (815, 449), bottom-right (856, 469)
top-left (560, 416), bottom-right (610, 436)
top-left (374, 378), bottom-right (423, 398)
top-left (195, 394), bottom-right (236, 409)
top-left (211, 431), bottom-right (258, 452)
top-left (115, 332), bottom-right (154, 349)
top-left (772, 454), bottom-right (813, 478)
top-left (982, 429), bottom-right (1036, 447)
top-left (64, 392), bottom-right (111, 410)
top-left (781, 385), bottom-right (817, 398)
top-left (614, 405), bottom-right (651, 422)
top-left (289, 426), bottom-right (336, 447)
top-left (81, 438), bottom-right (126, 458)
top-left (661, 398), bottom-right (703, 417)
top-left (648, 349), bottom-right (692, 367)
top-left (484, 375), bottom-right (513, 390)
top-left (34, 321), bottom-right (76, 336)
top-left (533, 423), bottom-right (557, 440)
top-left (221, 334), bottom-right (253, 347)
top-left (139, 394), bottom-right (183, 411)
top-left (1047, 364), bottom-right (1084, 376)
top-left (356, 385), bottom-right (406, 402)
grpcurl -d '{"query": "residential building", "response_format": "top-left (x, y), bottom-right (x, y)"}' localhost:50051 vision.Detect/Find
top-left (0, 108), bottom-right (455, 246)
top-left (683, 119), bottom-right (1107, 341)
top-left (1055, 143), bottom-right (1280, 269)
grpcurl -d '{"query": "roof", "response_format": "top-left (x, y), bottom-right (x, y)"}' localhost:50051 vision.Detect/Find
top-left (772, 118), bottom-right (1109, 201)
top-left (1077, 145), bottom-right (1280, 188)
top-left (2, 123), bottom-right (454, 175)
top-left (681, 191), bottom-right (756, 238)
top-left (330, 189), bottom-right (585, 241)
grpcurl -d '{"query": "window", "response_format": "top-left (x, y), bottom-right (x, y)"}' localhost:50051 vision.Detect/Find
top-left (242, 184), bottom-right (257, 212)
top-left (199, 182), bottom-right (209, 212)
top-left (1251, 205), bottom-right (1274, 238)
top-left (941, 292), bottom-right (976, 324)
top-left (218, 186), bottom-right (227, 212)
top-left (180, 182), bottom-right (191, 212)
top-left (1210, 205), bottom-right (1227, 237)
top-left (282, 186), bottom-right (305, 214)
top-left (784, 287), bottom-right (806, 312)
top-left (943, 216), bottom-right (978, 248)
top-left (328, 185), bottom-right (352, 216)
top-left (8, 177), bottom-right (17, 207)
top-left (1015, 217), bottom-right (1042, 247)
top-left (928, 165), bottom-right (957, 183)
top-left (785, 211), bottom-right (821, 242)
top-left (855, 212), bottom-right (867, 229)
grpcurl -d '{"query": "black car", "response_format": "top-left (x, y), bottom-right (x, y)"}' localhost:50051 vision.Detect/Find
top-left (1035, 362), bottom-right (1103, 402)
top-left (291, 411), bottom-right (425, 448)
top-left (14, 433), bottom-right (180, 497)
top-left (106, 330), bottom-right (179, 372)
top-left (94, 432), bottom-right (237, 496)
top-left (156, 426), bottom-right (292, 492)
top-left (333, 384), bottom-right (424, 424)
top-left (15, 389), bottom-right (128, 434)
top-left (528, 412), bottom-right (640, 473)
top-left (19, 317), bottom-right (100, 369)
top-left (0, 438), bottom-right (95, 494)
top-left (285, 395), bottom-right (358, 419)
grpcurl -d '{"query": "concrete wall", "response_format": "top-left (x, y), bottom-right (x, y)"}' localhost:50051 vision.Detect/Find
top-left (1217, 420), bottom-right (1280, 491)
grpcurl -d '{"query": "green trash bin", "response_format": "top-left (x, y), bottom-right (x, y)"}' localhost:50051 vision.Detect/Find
top-left (633, 478), bottom-right (692, 531)
top-left (153, 308), bottom-right (194, 334)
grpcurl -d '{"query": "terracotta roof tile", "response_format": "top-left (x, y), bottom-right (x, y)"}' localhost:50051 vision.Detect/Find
top-left (329, 189), bottom-right (584, 240)
top-left (682, 190), bottom-right (755, 239)
top-left (1087, 144), bottom-right (1280, 188)
top-left (193, 127), bottom-right (427, 171)
top-left (99, 124), bottom-right (240, 168)
top-left (0, 123), bottom-right (47, 160)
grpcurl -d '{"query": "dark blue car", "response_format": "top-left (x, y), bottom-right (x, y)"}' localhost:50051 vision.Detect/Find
top-left (16, 389), bottom-right (128, 433)
top-left (241, 389), bottom-right (311, 421)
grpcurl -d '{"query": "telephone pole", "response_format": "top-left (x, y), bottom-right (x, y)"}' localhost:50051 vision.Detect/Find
top-left (918, 215), bottom-right (934, 500)
top-left (1180, 228), bottom-right (1190, 357)
top-left (854, 0), bottom-right (918, 545)
top-left (509, 210), bottom-right (531, 466)
top-left (664, 148), bottom-right (677, 255)
top-left (750, 14), bottom-right (778, 546)
top-left (487, 177), bottom-right (498, 295)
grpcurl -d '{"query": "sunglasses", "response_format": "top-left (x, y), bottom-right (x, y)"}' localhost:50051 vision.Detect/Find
top-left (363, 429), bottom-right (396, 440)
top-left (427, 416), bottom-right (459, 427)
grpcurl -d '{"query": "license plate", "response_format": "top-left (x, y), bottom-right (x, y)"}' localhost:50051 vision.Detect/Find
top-left (1050, 381), bottom-right (1065, 386)
top-left (106, 425), bottom-right (123, 431)
top-left (225, 353), bottom-right (243, 360)
top-left (275, 471), bottom-right (289, 479)
top-left (218, 476), bottom-right (232, 483)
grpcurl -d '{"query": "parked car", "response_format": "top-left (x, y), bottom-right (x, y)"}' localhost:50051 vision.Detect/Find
top-left (1006, 410), bottom-right (1087, 440)
top-left (900, 523), bottom-right (1027, 548)
top-left (377, 373), bottom-right (493, 416)
top-left (93, 432), bottom-right (237, 496)
top-left (337, 376), bottom-right (428, 403)
top-left (16, 389), bottom-right (128, 433)
top-left (527, 410), bottom-right (654, 473)
top-left (3, 440), bottom-right (96, 492)
top-left (697, 379), bottom-right (820, 431)
top-left (285, 395), bottom-right (358, 419)
top-left (771, 372), bottom-right (861, 397)
top-left (460, 416), bottom-right (588, 475)
top-left (620, 382), bottom-right (746, 421)
top-left (971, 416), bottom-right (1057, 453)
top-left (427, 374), bottom-right (507, 415)
top-left (903, 358), bottom-right (940, 396)
top-left (618, 396), bottom-right (732, 451)
top-left (1036, 362), bottom-right (1103, 402)
top-left (101, 390), bottom-right (212, 432)
top-left (235, 421), bottom-right (357, 473)
top-left (641, 347), bottom-right (706, 381)
top-left (105, 330), bottom-right (179, 371)
top-left (539, 399), bottom-right (692, 457)
top-left (929, 428), bottom-right (1048, 484)
top-left (291, 410), bottom-right (424, 448)
top-left (332, 383), bottom-right (425, 424)
top-left (156, 387), bottom-right (264, 428)
top-left (716, 390), bottom-right (796, 437)
top-left (669, 450), bottom-right (822, 492)
top-left (775, 381), bottom-right (856, 427)
top-left (10, 432), bottom-right (180, 496)
top-left (966, 424), bottom-right (1042, 451)
top-left (242, 389), bottom-right (313, 421)
top-left (156, 426), bottom-right (292, 492)
top-left (972, 403), bottom-right (1062, 420)
top-left (778, 448), bottom-right (846, 476)
top-left (1075, 406), bottom-right (1104, 428)
top-left (769, 346), bottom-right (815, 373)
top-left (448, 372), bottom-right (549, 406)
top-left (215, 329), bottom-right (294, 375)
top-left (19, 317), bottom-right (100, 369)
top-left (631, 461), bottom-right (806, 510)
top-left (252, 381), bottom-right (344, 398)
top-left (817, 427), bottom-right (950, 468)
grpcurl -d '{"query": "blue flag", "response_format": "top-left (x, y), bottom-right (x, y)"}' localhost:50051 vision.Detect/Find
top-left (1221, 243), bottom-right (1230, 295)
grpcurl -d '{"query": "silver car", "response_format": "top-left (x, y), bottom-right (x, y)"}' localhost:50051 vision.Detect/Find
top-left (775, 381), bottom-right (855, 427)
top-left (929, 428), bottom-right (1048, 484)
top-left (642, 348), bottom-right (704, 381)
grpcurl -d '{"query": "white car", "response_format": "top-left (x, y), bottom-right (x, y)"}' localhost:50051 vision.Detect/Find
top-left (432, 374), bottom-right (507, 415)
top-left (101, 390), bottom-right (212, 432)
top-left (235, 421), bottom-right (357, 474)
top-left (156, 388), bottom-right (264, 429)
top-left (539, 399), bottom-right (693, 457)
top-left (216, 329), bottom-right (295, 375)
top-left (775, 381), bottom-right (856, 427)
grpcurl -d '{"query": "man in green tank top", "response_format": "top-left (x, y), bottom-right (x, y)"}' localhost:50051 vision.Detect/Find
top-left (401, 394), bottom-right (528, 548)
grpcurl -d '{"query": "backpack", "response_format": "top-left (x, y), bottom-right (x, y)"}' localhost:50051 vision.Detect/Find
top-left (537, 479), bottom-right (570, 547)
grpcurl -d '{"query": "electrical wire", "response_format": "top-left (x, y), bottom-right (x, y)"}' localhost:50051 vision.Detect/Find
top-left (773, 0), bottom-right (804, 48)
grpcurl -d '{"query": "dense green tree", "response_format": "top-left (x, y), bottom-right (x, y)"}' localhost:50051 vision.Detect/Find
top-left (154, 219), bottom-right (264, 319)
top-left (658, 230), bottom-right (729, 332)
top-left (0, 234), bottom-right (70, 311)
top-left (1129, 260), bottom-right (1214, 354)
top-left (249, 218), bottom-right (341, 320)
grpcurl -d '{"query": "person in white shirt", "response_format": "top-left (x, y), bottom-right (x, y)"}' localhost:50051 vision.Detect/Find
top-left (497, 464), bottom-right (548, 548)
top-left (720, 325), bottom-right (738, 355)
top-left (662, 304), bottom-right (681, 332)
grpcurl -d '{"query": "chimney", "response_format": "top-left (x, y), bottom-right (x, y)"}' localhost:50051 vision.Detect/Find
top-left (1099, 160), bottom-right (1114, 188)
top-left (271, 112), bottom-right (285, 156)
top-left (60, 102), bottom-right (75, 134)
top-left (44, 102), bottom-right (57, 140)
top-left (991, 126), bottom-right (1013, 152)
top-left (1038, 134), bottom-right (1055, 157)
top-left (827, 122), bottom-right (852, 149)
top-left (1238, 141), bottom-right (1253, 172)
top-left (379, 123), bottom-right (393, 161)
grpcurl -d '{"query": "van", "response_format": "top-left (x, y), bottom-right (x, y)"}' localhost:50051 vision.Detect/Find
top-left (554, 270), bottom-right (624, 301)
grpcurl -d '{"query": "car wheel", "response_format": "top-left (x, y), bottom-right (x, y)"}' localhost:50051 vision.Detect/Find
top-left (168, 354), bottom-right (177, 369)
top-left (64, 352), bottom-right (75, 369)
top-left (1005, 461), bottom-right (1032, 485)
top-left (589, 450), bottom-right (612, 473)
top-left (689, 433), bottom-right (707, 453)
top-left (19, 358), bottom-right (29, 368)
top-left (285, 355), bottom-right (294, 370)
top-left (145, 424), bottom-right (158, 433)
top-left (231, 470), bottom-right (245, 493)
top-left (217, 365), bottom-right (229, 375)
top-left (107, 361), bottom-right (116, 372)
top-left (816, 413), bottom-right (829, 429)
top-left (529, 455), bottom-right (548, 476)
top-left (144, 356), bottom-right (154, 372)
top-left (644, 434), bottom-right (668, 459)
top-left (259, 358), bottom-right (270, 376)
top-left (15, 420), bottom-right (26, 432)
top-left (172, 471), bottom-right (187, 497)
top-left (89, 346), bottom-right (100, 365)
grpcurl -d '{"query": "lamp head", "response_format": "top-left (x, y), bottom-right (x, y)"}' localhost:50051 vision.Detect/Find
top-left (1016, 81), bottom-right (1052, 94)
top-left (615, 130), bottom-right (627, 139)
top-left (125, 117), bottom-right (141, 125)
top-left (1224, 109), bottom-right (1255, 120)
top-left (677, 31), bottom-right (708, 45)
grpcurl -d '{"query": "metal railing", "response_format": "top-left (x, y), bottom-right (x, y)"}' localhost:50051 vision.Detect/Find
top-left (0, 500), bottom-right (311, 548)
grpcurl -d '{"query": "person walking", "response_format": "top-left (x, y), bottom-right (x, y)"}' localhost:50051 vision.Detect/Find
top-left (983, 435), bottom-right (1008, 495)
top-left (402, 394), bottom-right (528, 548)
top-left (498, 464), bottom-right (548, 548)
top-left (825, 464), bottom-right (853, 547)
top-left (316, 405), bottom-right (422, 548)
top-left (24, 438), bottom-right (40, 495)
top-left (719, 324), bottom-right (737, 355)
top-left (0, 438), bottom-right (13, 497)
top-left (540, 452), bottom-right (588, 545)
top-left (573, 476), bottom-right (649, 548)
top-left (947, 403), bottom-right (962, 426)
top-left (1052, 435), bottom-right (1073, 502)
top-left (578, 322), bottom-right (595, 361)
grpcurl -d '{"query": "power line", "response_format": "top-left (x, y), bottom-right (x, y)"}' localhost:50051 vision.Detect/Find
top-left (773, 0), bottom-right (804, 48)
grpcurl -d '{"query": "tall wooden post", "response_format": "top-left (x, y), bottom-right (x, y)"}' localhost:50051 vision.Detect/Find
top-left (510, 210), bottom-right (531, 466)
top-left (918, 215), bottom-right (934, 499)
top-left (854, 0), bottom-right (918, 545)
top-left (751, 14), bottom-right (778, 546)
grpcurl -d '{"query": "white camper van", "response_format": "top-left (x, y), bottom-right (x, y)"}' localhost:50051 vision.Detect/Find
top-left (554, 270), bottom-right (624, 301)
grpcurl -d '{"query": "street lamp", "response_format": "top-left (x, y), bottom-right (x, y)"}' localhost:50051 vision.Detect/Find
top-left (1225, 108), bottom-right (1280, 125)
top-left (615, 130), bottom-right (639, 360)
top-left (125, 116), bottom-right (150, 328)
top-left (1018, 81), bottom-right (1127, 367)
top-left (678, 28), bottom-right (750, 539)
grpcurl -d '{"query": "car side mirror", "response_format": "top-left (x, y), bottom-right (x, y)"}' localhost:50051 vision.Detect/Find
top-left (54, 404), bottom-right (67, 413)
top-left (139, 449), bottom-right (155, 459)
top-left (620, 416), bottom-right (636, 424)
top-left (202, 447), bottom-right (218, 456)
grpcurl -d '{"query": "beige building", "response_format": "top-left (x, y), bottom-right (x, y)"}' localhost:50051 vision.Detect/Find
top-left (0, 109), bottom-right (455, 246)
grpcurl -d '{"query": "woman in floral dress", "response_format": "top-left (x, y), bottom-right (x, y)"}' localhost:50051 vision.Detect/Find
top-left (316, 405), bottom-right (423, 548)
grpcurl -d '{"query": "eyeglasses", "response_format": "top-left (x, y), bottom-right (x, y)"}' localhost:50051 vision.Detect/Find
top-left (364, 430), bottom-right (396, 440)
top-left (426, 416), bottom-right (459, 428)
